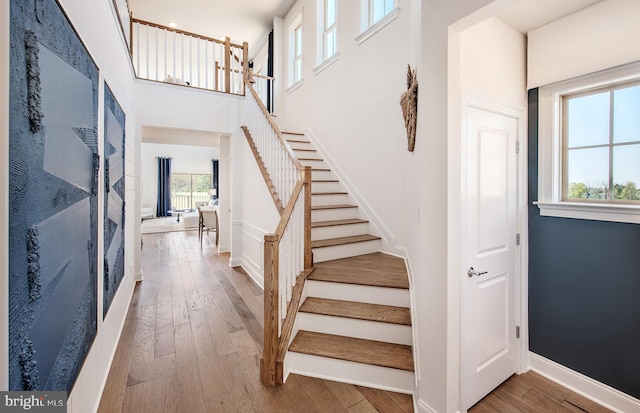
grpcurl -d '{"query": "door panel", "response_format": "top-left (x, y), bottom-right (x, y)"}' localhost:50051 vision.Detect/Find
top-left (463, 105), bottom-right (518, 409)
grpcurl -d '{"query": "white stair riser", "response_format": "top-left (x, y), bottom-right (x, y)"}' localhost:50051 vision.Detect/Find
top-left (311, 193), bottom-right (350, 206)
top-left (312, 207), bottom-right (358, 222)
top-left (284, 352), bottom-right (414, 395)
top-left (305, 280), bottom-right (410, 307)
top-left (285, 141), bottom-right (313, 151)
top-left (313, 239), bottom-right (380, 262)
top-left (311, 181), bottom-right (342, 193)
top-left (312, 170), bottom-right (335, 181)
top-left (312, 222), bottom-right (370, 241)
top-left (297, 313), bottom-right (412, 345)
top-left (299, 159), bottom-right (326, 170)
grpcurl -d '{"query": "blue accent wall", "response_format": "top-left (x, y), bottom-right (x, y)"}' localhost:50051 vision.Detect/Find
top-left (528, 88), bottom-right (640, 399)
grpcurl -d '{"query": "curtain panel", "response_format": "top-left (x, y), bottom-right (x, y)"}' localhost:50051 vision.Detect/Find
top-left (157, 157), bottom-right (172, 216)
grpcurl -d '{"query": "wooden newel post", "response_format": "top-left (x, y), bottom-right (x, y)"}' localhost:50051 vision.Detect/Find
top-left (224, 37), bottom-right (231, 93)
top-left (303, 166), bottom-right (312, 269)
top-left (260, 234), bottom-right (279, 386)
top-left (128, 11), bottom-right (133, 57)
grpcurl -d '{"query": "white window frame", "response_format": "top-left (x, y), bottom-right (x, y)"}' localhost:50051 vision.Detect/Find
top-left (536, 61), bottom-right (640, 224)
top-left (315, 0), bottom-right (339, 74)
top-left (355, 0), bottom-right (399, 45)
top-left (287, 13), bottom-right (304, 90)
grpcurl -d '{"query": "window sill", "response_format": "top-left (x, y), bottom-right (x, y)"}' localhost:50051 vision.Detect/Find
top-left (534, 201), bottom-right (640, 224)
top-left (314, 53), bottom-right (340, 76)
top-left (355, 8), bottom-right (400, 46)
top-left (286, 79), bottom-right (304, 94)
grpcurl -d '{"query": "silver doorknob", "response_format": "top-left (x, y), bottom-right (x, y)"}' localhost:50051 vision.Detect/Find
top-left (467, 267), bottom-right (488, 277)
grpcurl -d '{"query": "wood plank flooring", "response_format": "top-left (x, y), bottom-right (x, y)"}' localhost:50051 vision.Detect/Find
top-left (98, 231), bottom-right (613, 413)
top-left (97, 231), bottom-right (413, 413)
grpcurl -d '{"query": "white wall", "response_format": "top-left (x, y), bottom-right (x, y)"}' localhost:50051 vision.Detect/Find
top-left (278, 0), bottom-right (412, 257)
top-left (140, 142), bottom-right (219, 209)
top-left (528, 0), bottom-right (640, 89)
top-left (136, 80), bottom-right (243, 134)
top-left (229, 127), bottom-right (281, 288)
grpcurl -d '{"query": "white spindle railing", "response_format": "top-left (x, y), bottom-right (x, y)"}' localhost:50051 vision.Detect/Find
top-left (244, 82), bottom-right (312, 386)
top-left (253, 73), bottom-right (275, 113)
top-left (244, 86), bottom-right (300, 206)
top-left (111, 0), bottom-right (131, 46)
top-left (131, 18), bottom-right (248, 95)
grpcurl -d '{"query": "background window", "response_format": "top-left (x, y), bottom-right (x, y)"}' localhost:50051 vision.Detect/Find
top-left (564, 84), bottom-right (640, 202)
top-left (323, 0), bottom-right (337, 60)
top-left (171, 173), bottom-right (211, 209)
top-left (369, 0), bottom-right (394, 26)
top-left (294, 24), bottom-right (303, 81)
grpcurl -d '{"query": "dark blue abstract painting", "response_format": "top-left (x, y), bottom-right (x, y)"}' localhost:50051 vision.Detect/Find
top-left (9, 0), bottom-right (98, 392)
top-left (103, 83), bottom-right (125, 317)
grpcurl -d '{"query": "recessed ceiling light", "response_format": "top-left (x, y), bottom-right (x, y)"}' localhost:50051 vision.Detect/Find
top-left (168, 22), bottom-right (177, 28)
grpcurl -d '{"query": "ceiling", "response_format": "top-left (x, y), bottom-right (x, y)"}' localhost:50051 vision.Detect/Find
top-left (497, 0), bottom-right (603, 34)
top-left (129, 0), bottom-right (602, 59)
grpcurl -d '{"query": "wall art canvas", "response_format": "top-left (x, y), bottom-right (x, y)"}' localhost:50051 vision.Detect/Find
top-left (103, 83), bottom-right (126, 317)
top-left (9, 0), bottom-right (99, 392)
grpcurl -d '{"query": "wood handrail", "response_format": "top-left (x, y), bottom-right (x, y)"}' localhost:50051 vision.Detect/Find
top-left (252, 73), bottom-right (275, 81)
top-left (131, 17), bottom-right (245, 49)
top-left (245, 83), bottom-right (304, 172)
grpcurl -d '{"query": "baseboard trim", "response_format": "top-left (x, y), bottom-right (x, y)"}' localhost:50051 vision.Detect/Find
top-left (529, 352), bottom-right (640, 413)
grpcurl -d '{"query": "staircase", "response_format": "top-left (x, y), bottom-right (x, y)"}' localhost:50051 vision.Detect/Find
top-left (282, 132), bottom-right (415, 394)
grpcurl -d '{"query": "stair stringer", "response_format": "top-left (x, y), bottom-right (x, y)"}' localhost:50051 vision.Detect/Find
top-left (300, 128), bottom-right (403, 257)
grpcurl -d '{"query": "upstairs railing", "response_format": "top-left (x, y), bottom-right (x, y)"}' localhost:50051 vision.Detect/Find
top-left (253, 73), bottom-right (275, 114)
top-left (111, 0), bottom-right (131, 47)
top-left (243, 78), bottom-right (312, 386)
top-left (131, 18), bottom-right (248, 95)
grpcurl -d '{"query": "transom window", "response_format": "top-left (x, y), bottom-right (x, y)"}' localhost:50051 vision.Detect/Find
top-left (563, 83), bottom-right (640, 203)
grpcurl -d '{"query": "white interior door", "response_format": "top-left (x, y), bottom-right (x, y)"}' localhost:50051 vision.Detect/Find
top-left (462, 104), bottom-right (519, 410)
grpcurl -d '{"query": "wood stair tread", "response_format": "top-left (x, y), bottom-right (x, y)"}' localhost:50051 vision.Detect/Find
top-left (311, 191), bottom-right (348, 196)
top-left (309, 253), bottom-right (410, 289)
top-left (300, 297), bottom-right (411, 325)
top-left (311, 204), bottom-right (357, 210)
top-left (311, 234), bottom-right (381, 249)
top-left (311, 218), bottom-right (368, 228)
top-left (289, 331), bottom-right (414, 372)
top-left (283, 131), bottom-right (305, 136)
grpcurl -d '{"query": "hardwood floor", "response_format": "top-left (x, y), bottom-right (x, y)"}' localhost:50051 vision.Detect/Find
top-left (98, 230), bottom-right (613, 413)
top-left (97, 231), bottom-right (413, 413)
top-left (469, 371), bottom-right (614, 413)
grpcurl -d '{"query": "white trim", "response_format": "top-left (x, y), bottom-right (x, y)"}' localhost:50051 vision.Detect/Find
top-left (286, 79), bottom-right (304, 94)
top-left (536, 61), bottom-right (640, 224)
top-left (313, 52), bottom-right (340, 76)
top-left (416, 399), bottom-right (445, 413)
top-left (229, 220), bottom-right (268, 289)
top-left (355, 7), bottom-right (400, 46)
top-left (529, 352), bottom-right (640, 413)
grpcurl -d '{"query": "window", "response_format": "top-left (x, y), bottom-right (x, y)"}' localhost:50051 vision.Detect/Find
top-left (323, 0), bottom-right (337, 60)
top-left (536, 62), bottom-right (640, 224)
top-left (356, 0), bottom-right (399, 45)
top-left (288, 14), bottom-right (303, 88)
top-left (563, 84), bottom-right (640, 202)
top-left (171, 173), bottom-right (211, 210)
top-left (368, 0), bottom-right (394, 26)
top-left (294, 24), bottom-right (303, 82)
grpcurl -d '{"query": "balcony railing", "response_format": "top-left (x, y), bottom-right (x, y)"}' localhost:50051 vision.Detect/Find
top-left (171, 194), bottom-right (210, 211)
top-left (131, 18), bottom-right (248, 95)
